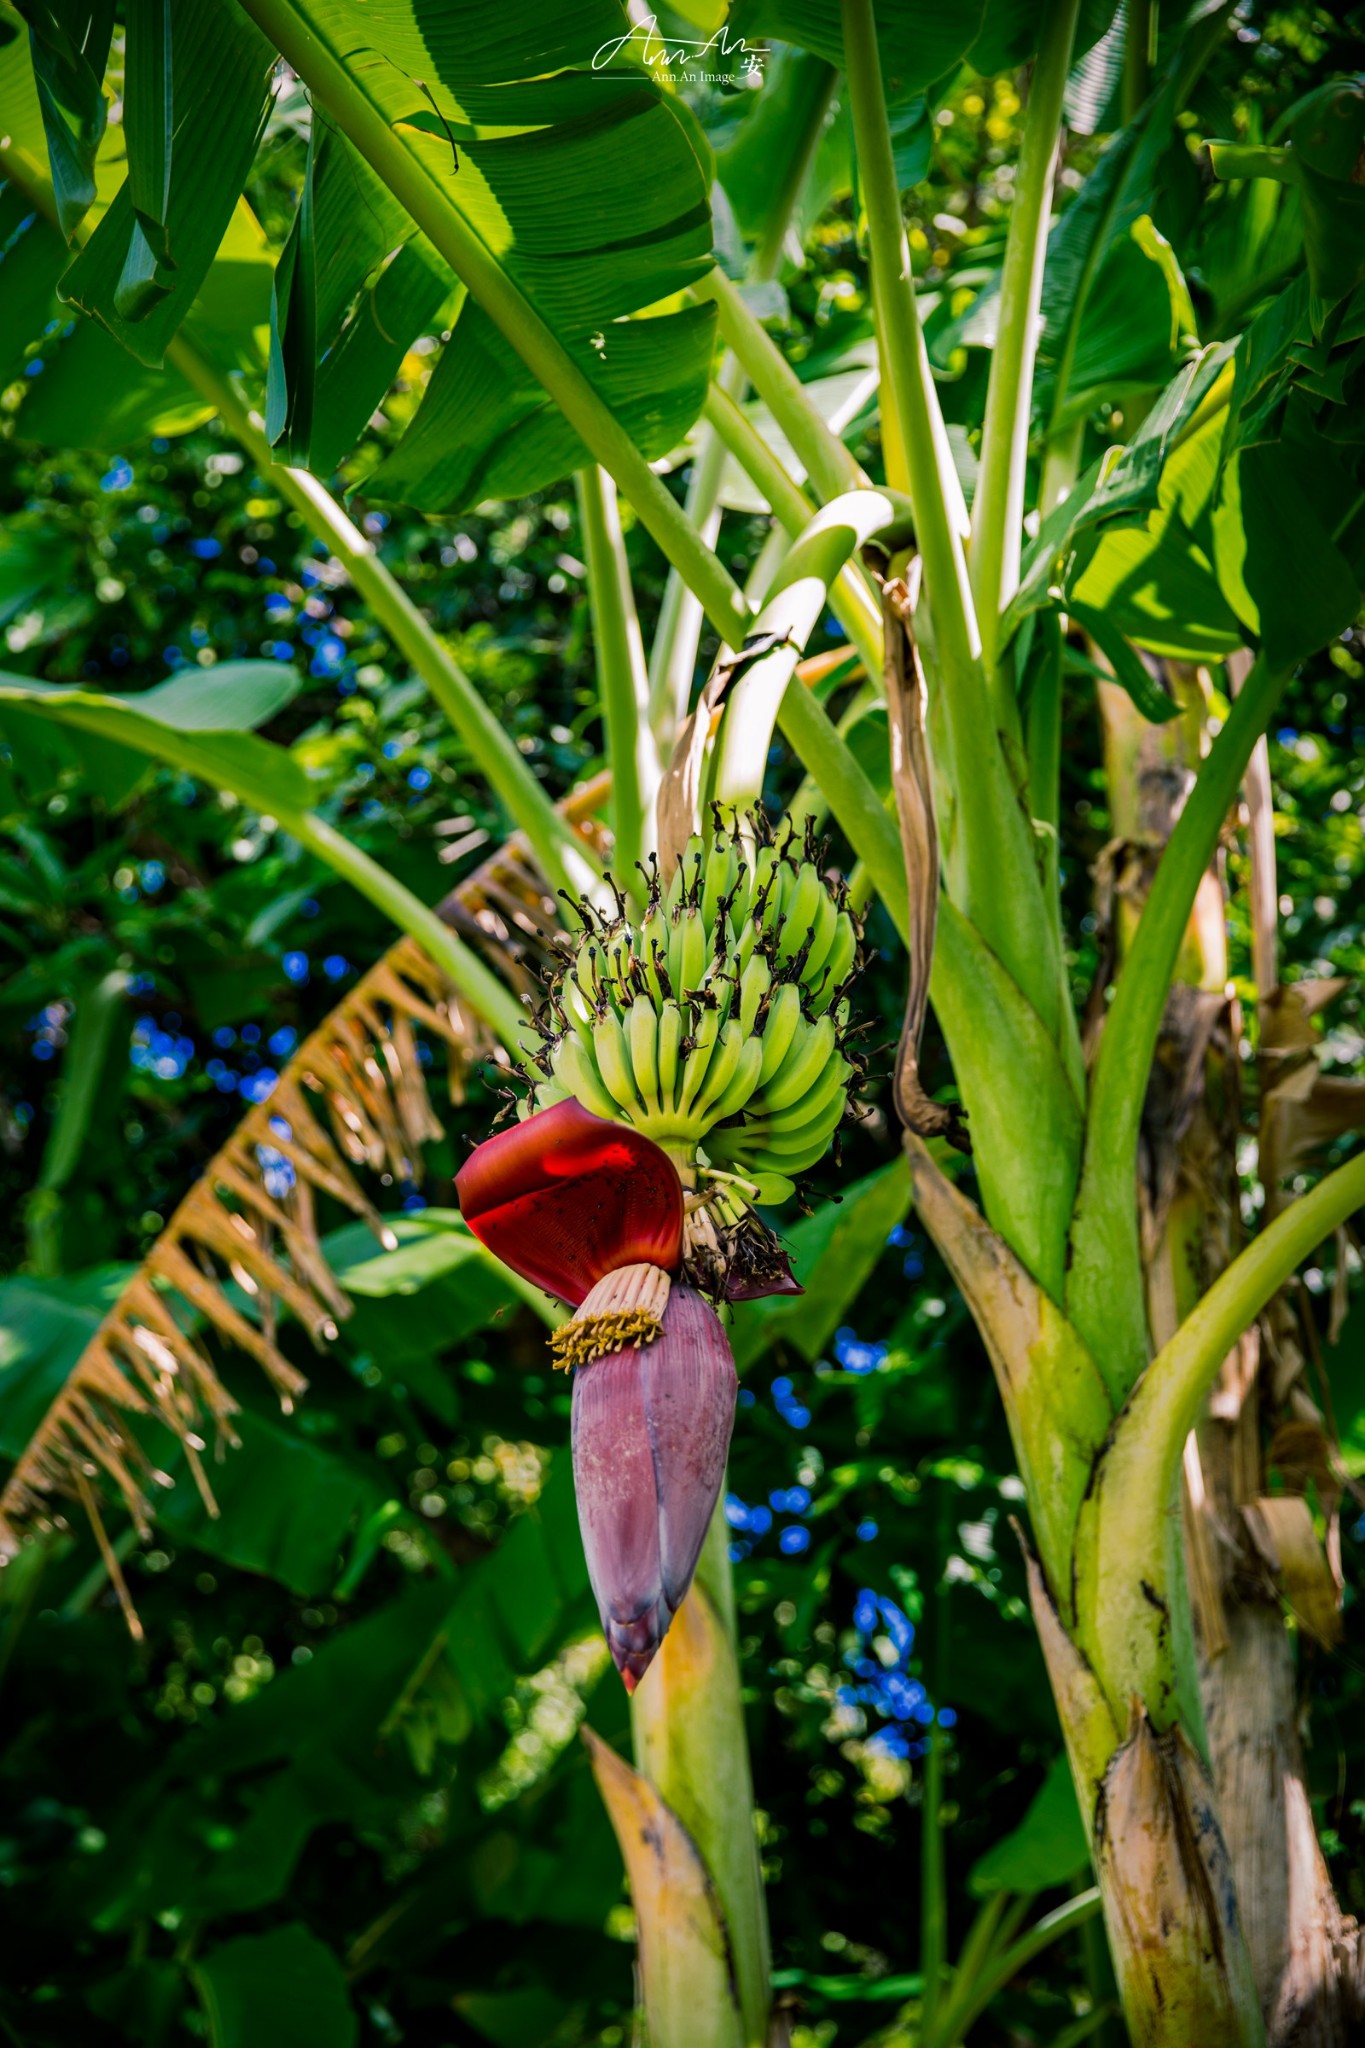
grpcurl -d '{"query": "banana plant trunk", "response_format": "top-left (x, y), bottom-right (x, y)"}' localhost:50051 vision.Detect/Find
top-left (1099, 672), bottom-right (1362, 2044)
top-left (905, 1135), bottom-right (1266, 2048)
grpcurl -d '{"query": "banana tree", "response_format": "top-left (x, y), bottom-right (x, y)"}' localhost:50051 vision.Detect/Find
top-left (1, 4), bottom-right (1363, 2045)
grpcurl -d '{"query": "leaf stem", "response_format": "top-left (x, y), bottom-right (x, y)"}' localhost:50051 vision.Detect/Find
top-left (1068, 656), bottom-right (1288, 1396)
top-left (920, 1724), bottom-right (948, 2030)
top-left (840, 0), bottom-right (1077, 1068)
top-left (171, 340), bottom-right (604, 906)
top-left (1087, 1144), bottom-right (1365, 1714)
top-left (970, 0), bottom-right (1081, 700)
top-left (712, 490), bottom-right (912, 810)
top-left (647, 64), bottom-right (838, 744)
top-left (11, 697), bottom-right (528, 1049)
top-left (929, 1891), bottom-right (1104, 2046)
top-left (234, 0), bottom-right (751, 650)
top-left (692, 268), bottom-right (866, 505)
top-left (575, 467), bottom-right (659, 891)
top-left (702, 384), bottom-right (884, 677)
top-left (840, 0), bottom-right (978, 683)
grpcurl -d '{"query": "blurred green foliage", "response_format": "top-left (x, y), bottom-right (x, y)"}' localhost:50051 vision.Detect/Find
top-left (0, 4), bottom-right (1362, 2046)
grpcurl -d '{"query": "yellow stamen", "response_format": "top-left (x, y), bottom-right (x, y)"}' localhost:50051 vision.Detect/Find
top-left (550, 1262), bottom-right (672, 1370)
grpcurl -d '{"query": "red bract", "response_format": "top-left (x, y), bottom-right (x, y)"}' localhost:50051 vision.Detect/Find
top-left (572, 1284), bottom-right (737, 1691)
top-left (455, 1098), bottom-right (684, 1307)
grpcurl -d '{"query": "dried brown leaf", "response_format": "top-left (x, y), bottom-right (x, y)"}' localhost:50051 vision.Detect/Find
top-left (882, 574), bottom-right (967, 1150)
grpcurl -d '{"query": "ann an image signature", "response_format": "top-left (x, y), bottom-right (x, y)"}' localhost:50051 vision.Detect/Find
top-left (593, 14), bottom-right (770, 79)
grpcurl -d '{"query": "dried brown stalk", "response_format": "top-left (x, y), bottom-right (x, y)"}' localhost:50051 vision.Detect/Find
top-left (0, 781), bottom-right (608, 1567)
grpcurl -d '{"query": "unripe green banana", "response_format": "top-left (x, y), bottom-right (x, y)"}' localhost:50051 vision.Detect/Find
top-left (562, 970), bottom-right (595, 1030)
top-left (738, 953), bottom-right (771, 1036)
top-left (627, 998), bottom-right (660, 1115)
top-left (752, 1051), bottom-right (851, 1134)
top-left (673, 906), bottom-right (707, 995)
top-left (755, 1012), bottom-right (838, 1114)
top-left (637, 907), bottom-right (669, 999)
top-left (553, 1033), bottom-right (622, 1123)
top-left (691, 1018), bottom-right (744, 1123)
top-left (757, 982), bottom-right (803, 1085)
top-left (677, 1003), bottom-right (722, 1116)
top-left (738, 1127), bottom-right (839, 1176)
top-left (656, 1000), bottom-right (684, 1105)
top-left (800, 886), bottom-right (839, 988)
top-left (701, 837), bottom-right (738, 928)
top-left (777, 856), bottom-right (822, 966)
top-left (593, 1009), bottom-right (643, 1116)
top-left (703, 1033), bottom-right (764, 1123)
top-left (536, 815), bottom-right (861, 1214)
top-left (819, 912), bottom-right (858, 999)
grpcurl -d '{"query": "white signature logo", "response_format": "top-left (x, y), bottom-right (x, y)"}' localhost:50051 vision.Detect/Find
top-left (593, 14), bottom-right (769, 79)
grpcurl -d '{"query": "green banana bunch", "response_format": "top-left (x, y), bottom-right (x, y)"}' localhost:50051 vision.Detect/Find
top-left (527, 813), bottom-right (863, 1203)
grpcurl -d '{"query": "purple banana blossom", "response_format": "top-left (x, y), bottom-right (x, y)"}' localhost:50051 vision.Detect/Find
top-left (572, 1283), bottom-right (737, 1691)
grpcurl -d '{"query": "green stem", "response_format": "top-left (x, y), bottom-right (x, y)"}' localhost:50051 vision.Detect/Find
top-left (1086, 1144), bottom-right (1365, 1715)
top-left (841, 0), bottom-right (1076, 1067)
top-left (712, 489), bottom-right (913, 809)
top-left (631, 1500), bottom-right (770, 2047)
top-left (575, 467), bottom-right (659, 890)
top-left (702, 384), bottom-right (884, 678)
top-left (787, 673), bottom-right (878, 833)
top-left (778, 684), bottom-right (909, 937)
top-left (920, 1725), bottom-right (948, 2031)
top-left (28, 702), bottom-right (528, 1049)
top-left (1068, 657), bottom-right (1288, 1399)
top-left (235, 0), bottom-right (750, 651)
top-left (26, 965), bottom-right (128, 1275)
top-left (970, 0), bottom-right (1081, 700)
top-left (1027, 614), bottom-right (1064, 921)
top-left (647, 64), bottom-right (837, 745)
top-left (929, 1890), bottom-right (1104, 2046)
top-left (167, 339), bottom-right (603, 906)
top-left (1123, 0), bottom-right (1157, 123)
top-left (692, 268), bottom-right (866, 505)
top-left (647, 367), bottom-right (739, 746)
top-left (840, 0), bottom-right (977, 683)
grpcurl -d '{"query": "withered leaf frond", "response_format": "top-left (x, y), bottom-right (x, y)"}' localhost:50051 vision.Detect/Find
top-left (0, 780), bottom-right (608, 1569)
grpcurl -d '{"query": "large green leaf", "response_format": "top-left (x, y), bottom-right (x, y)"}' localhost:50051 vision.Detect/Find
top-left (730, 1158), bottom-right (911, 1372)
top-left (120, 0), bottom-right (173, 275)
top-left (370, 299), bottom-right (716, 510)
top-left (0, 178), bottom-right (66, 381)
top-left (268, 119), bottom-right (451, 475)
top-left (87, 1461), bottom-right (594, 1926)
top-left (712, 44), bottom-right (836, 242)
top-left (194, 1924), bottom-right (358, 2048)
top-left (1286, 77), bottom-right (1365, 315)
top-left (967, 1752), bottom-right (1089, 1897)
top-left (58, 0), bottom-right (274, 363)
top-left (10, 0), bottom-right (112, 239)
top-left (18, 198), bottom-right (274, 448)
top-left (277, 0), bottom-right (718, 510)
top-left (729, 0), bottom-right (988, 97)
top-left (0, 1265), bottom-right (134, 1454)
top-left (0, 665), bottom-right (315, 812)
top-left (1210, 443), bottom-right (1361, 672)
top-left (158, 1408), bottom-right (384, 1597)
top-left (320, 1210), bottom-right (539, 1420)
top-left (1064, 508), bottom-right (1244, 661)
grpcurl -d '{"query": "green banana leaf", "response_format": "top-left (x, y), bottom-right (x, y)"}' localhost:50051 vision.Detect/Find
top-left (269, 0), bottom-right (719, 509)
top-left (59, 0), bottom-right (275, 364)
top-left (267, 119), bottom-right (452, 475)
